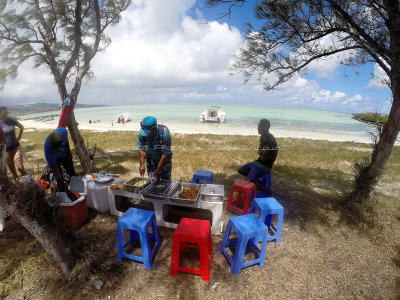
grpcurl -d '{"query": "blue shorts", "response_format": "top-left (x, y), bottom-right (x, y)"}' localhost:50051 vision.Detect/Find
top-left (240, 162), bottom-right (270, 183)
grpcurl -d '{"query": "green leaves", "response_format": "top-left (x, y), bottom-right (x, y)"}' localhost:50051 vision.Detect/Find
top-left (0, 0), bottom-right (131, 94)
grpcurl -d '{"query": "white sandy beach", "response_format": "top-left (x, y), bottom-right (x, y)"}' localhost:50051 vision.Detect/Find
top-left (20, 119), bottom-right (376, 144)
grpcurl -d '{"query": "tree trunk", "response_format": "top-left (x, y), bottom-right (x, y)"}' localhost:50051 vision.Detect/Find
top-left (352, 85), bottom-right (400, 203)
top-left (0, 196), bottom-right (78, 277)
top-left (351, 9), bottom-right (400, 203)
top-left (67, 110), bottom-right (93, 174)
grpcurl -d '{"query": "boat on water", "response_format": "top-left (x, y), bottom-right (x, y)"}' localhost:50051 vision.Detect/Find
top-left (114, 113), bottom-right (132, 123)
top-left (199, 106), bottom-right (226, 123)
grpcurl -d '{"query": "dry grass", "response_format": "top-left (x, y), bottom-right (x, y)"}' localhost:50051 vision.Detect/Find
top-left (1, 129), bottom-right (399, 299)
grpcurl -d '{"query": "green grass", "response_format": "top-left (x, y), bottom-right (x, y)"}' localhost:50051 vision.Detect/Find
top-left (4, 128), bottom-right (399, 299)
top-left (21, 129), bottom-right (399, 191)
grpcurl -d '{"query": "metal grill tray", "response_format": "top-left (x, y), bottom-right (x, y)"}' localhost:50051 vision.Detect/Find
top-left (125, 177), bottom-right (151, 193)
top-left (168, 182), bottom-right (201, 204)
top-left (141, 180), bottom-right (178, 200)
top-left (199, 184), bottom-right (224, 202)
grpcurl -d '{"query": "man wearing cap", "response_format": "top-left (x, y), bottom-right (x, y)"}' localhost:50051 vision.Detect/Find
top-left (44, 127), bottom-right (76, 192)
top-left (238, 119), bottom-right (278, 191)
top-left (138, 116), bottom-right (173, 180)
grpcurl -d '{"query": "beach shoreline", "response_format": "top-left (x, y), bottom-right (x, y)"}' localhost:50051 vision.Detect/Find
top-left (20, 119), bottom-right (376, 144)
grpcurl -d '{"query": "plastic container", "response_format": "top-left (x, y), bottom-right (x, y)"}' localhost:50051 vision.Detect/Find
top-left (86, 181), bottom-right (111, 212)
top-left (198, 184), bottom-right (225, 235)
top-left (56, 192), bottom-right (88, 229)
top-left (70, 176), bottom-right (87, 193)
top-left (199, 184), bottom-right (224, 202)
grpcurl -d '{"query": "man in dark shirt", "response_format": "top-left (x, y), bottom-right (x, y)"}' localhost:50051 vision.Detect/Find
top-left (238, 119), bottom-right (278, 191)
top-left (137, 116), bottom-right (173, 180)
top-left (44, 127), bottom-right (76, 192)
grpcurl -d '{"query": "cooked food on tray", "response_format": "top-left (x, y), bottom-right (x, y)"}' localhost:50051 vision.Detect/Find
top-left (133, 179), bottom-right (148, 186)
top-left (178, 187), bottom-right (200, 200)
top-left (110, 183), bottom-right (126, 190)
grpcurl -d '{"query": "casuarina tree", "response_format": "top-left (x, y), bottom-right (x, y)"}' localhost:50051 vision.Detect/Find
top-left (0, 0), bottom-right (131, 276)
top-left (208, 0), bottom-right (400, 203)
top-left (0, 0), bottom-right (131, 173)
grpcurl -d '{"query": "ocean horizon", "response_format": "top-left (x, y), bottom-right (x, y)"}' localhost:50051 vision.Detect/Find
top-left (19, 103), bottom-right (378, 143)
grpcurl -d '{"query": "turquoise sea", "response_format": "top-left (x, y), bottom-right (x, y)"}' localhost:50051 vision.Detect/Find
top-left (20, 104), bottom-right (377, 143)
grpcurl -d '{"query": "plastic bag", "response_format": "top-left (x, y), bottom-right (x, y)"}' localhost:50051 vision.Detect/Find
top-left (109, 178), bottom-right (126, 190)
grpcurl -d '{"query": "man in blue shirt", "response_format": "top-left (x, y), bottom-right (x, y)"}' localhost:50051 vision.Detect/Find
top-left (44, 127), bottom-right (76, 192)
top-left (138, 116), bottom-right (173, 180)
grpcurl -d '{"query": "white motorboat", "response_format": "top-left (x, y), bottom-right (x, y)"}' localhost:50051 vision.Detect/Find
top-left (199, 106), bottom-right (226, 123)
top-left (114, 113), bottom-right (132, 123)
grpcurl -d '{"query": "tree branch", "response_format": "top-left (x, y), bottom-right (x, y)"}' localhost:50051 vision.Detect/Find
top-left (61, 0), bottom-right (82, 87)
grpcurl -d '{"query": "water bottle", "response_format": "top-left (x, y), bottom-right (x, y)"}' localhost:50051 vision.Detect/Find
top-left (50, 173), bottom-right (56, 182)
top-left (66, 94), bottom-right (71, 106)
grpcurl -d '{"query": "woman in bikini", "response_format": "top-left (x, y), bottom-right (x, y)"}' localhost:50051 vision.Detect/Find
top-left (0, 107), bottom-right (27, 179)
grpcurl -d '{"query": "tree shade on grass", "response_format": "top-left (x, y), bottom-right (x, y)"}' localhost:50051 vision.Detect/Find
top-left (207, 0), bottom-right (400, 204)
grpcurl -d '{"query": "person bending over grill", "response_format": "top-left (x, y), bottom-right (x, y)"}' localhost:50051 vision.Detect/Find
top-left (44, 127), bottom-right (76, 192)
top-left (138, 116), bottom-right (173, 180)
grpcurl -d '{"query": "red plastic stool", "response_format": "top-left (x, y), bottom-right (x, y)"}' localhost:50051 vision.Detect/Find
top-left (226, 180), bottom-right (257, 215)
top-left (170, 218), bottom-right (213, 281)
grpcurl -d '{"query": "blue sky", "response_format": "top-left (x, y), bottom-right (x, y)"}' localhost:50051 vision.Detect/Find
top-left (0, 0), bottom-right (392, 113)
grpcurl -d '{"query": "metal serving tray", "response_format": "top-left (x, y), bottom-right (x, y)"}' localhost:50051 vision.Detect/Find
top-left (141, 180), bottom-right (178, 200)
top-left (169, 182), bottom-right (201, 204)
top-left (125, 177), bottom-right (151, 193)
top-left (199, 184), bottom-right (224, 202)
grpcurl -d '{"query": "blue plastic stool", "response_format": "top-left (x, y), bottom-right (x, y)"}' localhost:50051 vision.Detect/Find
top-left (192, 170), bottom-right (213, 184)
top-left (219, 214), bottom-right (268, 274)
top-left (249, 197), bottom-right (284, 243)
top-left (259, 172), bottom-right (272, 190)
top-left (117, 207), bottom-right (162, 269)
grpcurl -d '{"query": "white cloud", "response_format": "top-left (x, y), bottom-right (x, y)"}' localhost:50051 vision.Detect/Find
top-left (1, 63), bottom-right (57, 104)
top-left (299, 34), bottom-right (353, 80)
top-left (341, 94), bottom-right (362, 105)
top-left (0, 0), bottom-right (389, 113)
top-left (312, 90), bottom-right (346, 104)
top-left (367, 63), bottom-right (390, 90)
top-left (91, 2), bottom-right (242, 89)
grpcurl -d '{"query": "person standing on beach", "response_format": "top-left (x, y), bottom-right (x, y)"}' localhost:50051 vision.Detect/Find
top-left (238, 119), bottom-right (278, 191)
top-left (44, 127), bottom-right (76, 192)
top-left (138, 116), bottom-right (173, 180)
top-left (0, 107), bottom-right (27, 180)
top-left (0, 126), bottom-right (7, 174)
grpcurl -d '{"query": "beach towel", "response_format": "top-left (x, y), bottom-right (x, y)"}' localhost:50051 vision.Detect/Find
top-left (58, 94), bottom-right (74, 128)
